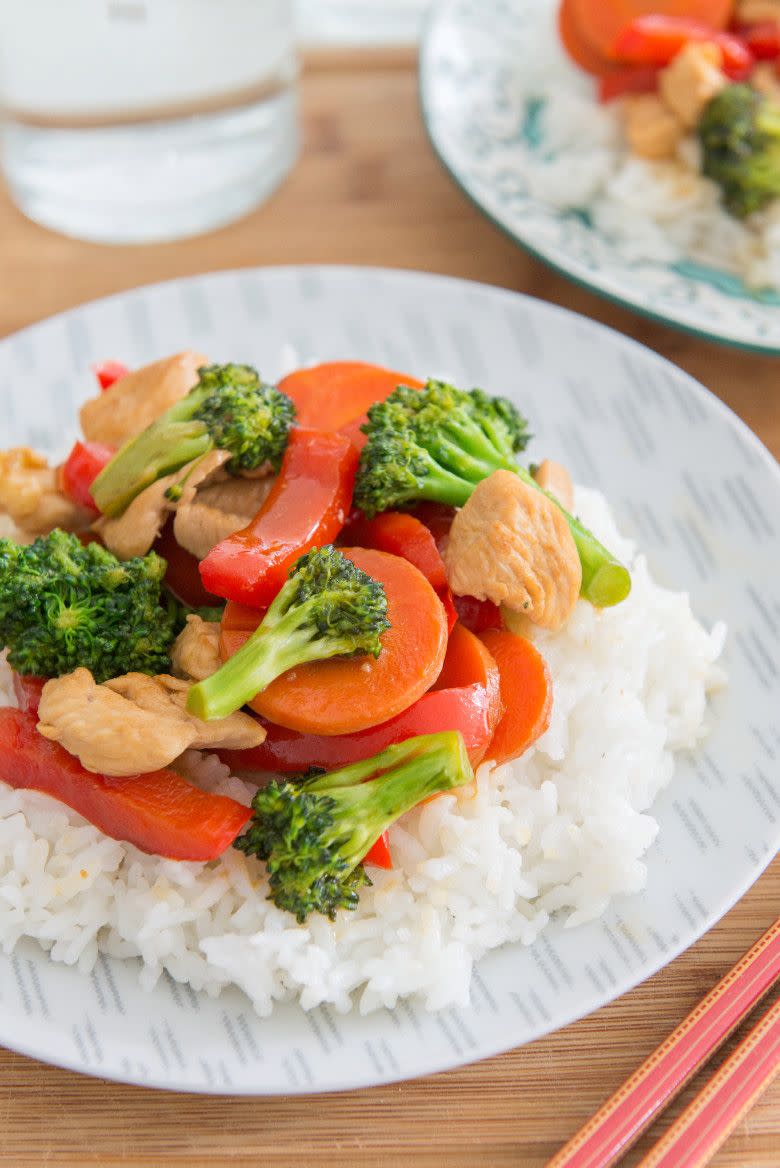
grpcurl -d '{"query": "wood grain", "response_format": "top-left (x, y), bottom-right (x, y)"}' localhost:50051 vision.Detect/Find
top-left (0, 48), bottom-right (777, 1168)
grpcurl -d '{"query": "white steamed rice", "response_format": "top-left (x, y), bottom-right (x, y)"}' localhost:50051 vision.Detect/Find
top-left (0, 488), bottom-right (725, 1016)
top-left (508, 1), bottom-right (780, 289)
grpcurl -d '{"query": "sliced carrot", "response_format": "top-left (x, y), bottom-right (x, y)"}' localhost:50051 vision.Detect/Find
top-left (478, 630), bottom-right (553, 766)
top-left (219, 548), bottom-right (448, 736)
top-left (433, 623), bottom-right (504, 736)
top-left (559, 0), bottom-right (616, 74)
top-left (570, 0), bottom-right (733, 59)
top-left (279, 362), bottom-right (424, 435)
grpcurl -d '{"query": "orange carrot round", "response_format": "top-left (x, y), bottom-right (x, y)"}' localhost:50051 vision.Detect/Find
top-left (220, 548), bottom-right (448, 735)
top-left (279, 362), bottom-right (424, 437)
top-left (434, 623), bottom-right (504, 737)
top-left (478, 630), bottom-right (553, 765)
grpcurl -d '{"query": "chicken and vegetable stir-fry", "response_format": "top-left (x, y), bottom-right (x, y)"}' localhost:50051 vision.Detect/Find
top-left (560, 0), bottom-right (780, 218)
top-left (0, 356), bottom-right (631, 922)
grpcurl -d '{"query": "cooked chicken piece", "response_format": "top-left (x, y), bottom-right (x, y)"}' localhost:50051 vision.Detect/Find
top-left (658, 42), bottom-right (727, 129)
top-left (736, 0), bottom-right (780, 23)
top-left (38, 668), bottom-right (196, 776)
top-left (95, 448), bottom-right (230, 560)
top-left (623, 94), bottom-right (684, 160)
top-left (38, 667), bottom-right (264, 777)
top-left (106, 672), bottom-right (264, 751)
top-left (0, 447), bottom-right (91, 536)
top-left (532, 459), bottom-right (575, 512)
top-left (95, 475), bottom-right (175, 560)
top-left (444, 470), bottom-right (581, 632)
top-left (171, 615), bottom-right (222, 682)
top-left (173, 473), bottom-right (274, 560)
top-left (79, 351), bottom-right (208, 448)
top-left (751, 62), bottom-right (780, 101)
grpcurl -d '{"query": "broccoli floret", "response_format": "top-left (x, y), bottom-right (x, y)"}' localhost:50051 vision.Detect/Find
top-left (355, 379), bottom-right (630, 608)
top-left (0, 530), bottom-right (176, 681)
top-left (354, 380), bottom-right (529, 515)
top-left (235, 730), bottom-right (473, 921)
top-left (91, 363), bottom-right (295, 517)
top-left (186, 545), bottom-right (390, 721)
top-left (698, 84), bottom-right (780, 218)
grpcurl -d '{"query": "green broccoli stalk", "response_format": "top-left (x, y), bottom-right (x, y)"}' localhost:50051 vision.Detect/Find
top-left (698, 83), bottom-right (780, 219)
top-left (0, 530), bottom-right (177, 681)
top-left (91, 363), bottom-right (295, 518)
top-left (354, 380), bottom-right (630, 608)
top-left (186, 545), bottom-right (390, 721)
top-left (236, 730), bottom-right (473, 921)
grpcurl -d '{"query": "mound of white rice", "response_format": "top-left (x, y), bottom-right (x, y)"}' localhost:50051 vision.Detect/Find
top-left (509, 1), bottom-right (780, 289)
top-left (0, 489), bottom-right (725, 1015)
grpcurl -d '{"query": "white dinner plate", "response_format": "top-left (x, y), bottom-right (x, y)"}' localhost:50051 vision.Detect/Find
top-left (0, 266), bottom-right (778, 1092)
top-left (420, 0), bottom-right (780, 353)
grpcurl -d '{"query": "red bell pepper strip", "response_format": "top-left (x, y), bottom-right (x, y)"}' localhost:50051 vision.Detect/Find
top-left (364, 833), bottom-right (393, 869)
top-left (610, 16), bottom-right (754, 78)
top-left (12, 674), bottom-right (46, 714)
top-left (218, 682), bottom-right (495, 775)
top-left (59, 440), bottom-right (115, 514)
top-left (343, 511), bottom-right (457, 631)
top-left (737, 22), bottom-right (780, 61)
top-left (199, 427), bottom-right (359, 608)
top-left (154, 519), bottom-right (223, 609)
top-left (453, 595), bottom-right (503, 634)
top-left (0, 708), bottom-right (251, 861)
top-left (93, 360), bottom-right (129, 392)
top-left (598, 65), bottom-right (661, 102)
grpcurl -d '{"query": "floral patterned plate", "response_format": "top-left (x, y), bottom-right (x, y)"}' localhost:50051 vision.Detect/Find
top-left (420, 0), bottom-right (780, 353)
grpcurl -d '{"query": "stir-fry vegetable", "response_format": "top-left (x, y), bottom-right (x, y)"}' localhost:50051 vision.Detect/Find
top-left (93, 360), bottom-right (129, 392)
top-left (91, 363), bottom-right (295, 517)
top-left (59, 440), bottom-right (115, 514)
top-left (220, 547), bottom-right (449, 736)
top-left (0, 708), bottom-right (251, 860)
top-left (199, 427), bottom-right (358, 608)
top-left (188, 545), bottom-right (389, 721)
top-left (478, 630), bottom-right (553, 765)
top-left (0, 530), bottom-right (176, 682)
top-left (236, 730), bottom-right (474, 921)
top-left (699, 83), bottom-right (780, 217)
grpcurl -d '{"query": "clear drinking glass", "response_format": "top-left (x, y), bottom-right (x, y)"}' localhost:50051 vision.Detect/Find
top-left (0, 0), bottom-right (299, 244)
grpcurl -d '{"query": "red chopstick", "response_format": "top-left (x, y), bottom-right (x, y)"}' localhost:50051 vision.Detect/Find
top-left (636, 994), bottom-right (780, 1168)
top-left (547, 917), bottom-right (780, 1168)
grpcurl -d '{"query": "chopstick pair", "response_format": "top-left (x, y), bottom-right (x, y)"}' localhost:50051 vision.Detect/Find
top-left (547, 916), bottom-right (780, 1168)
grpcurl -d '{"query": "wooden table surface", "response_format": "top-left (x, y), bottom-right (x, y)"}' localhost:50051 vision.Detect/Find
top-left (0, 49), bottom-right (778, 1168)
